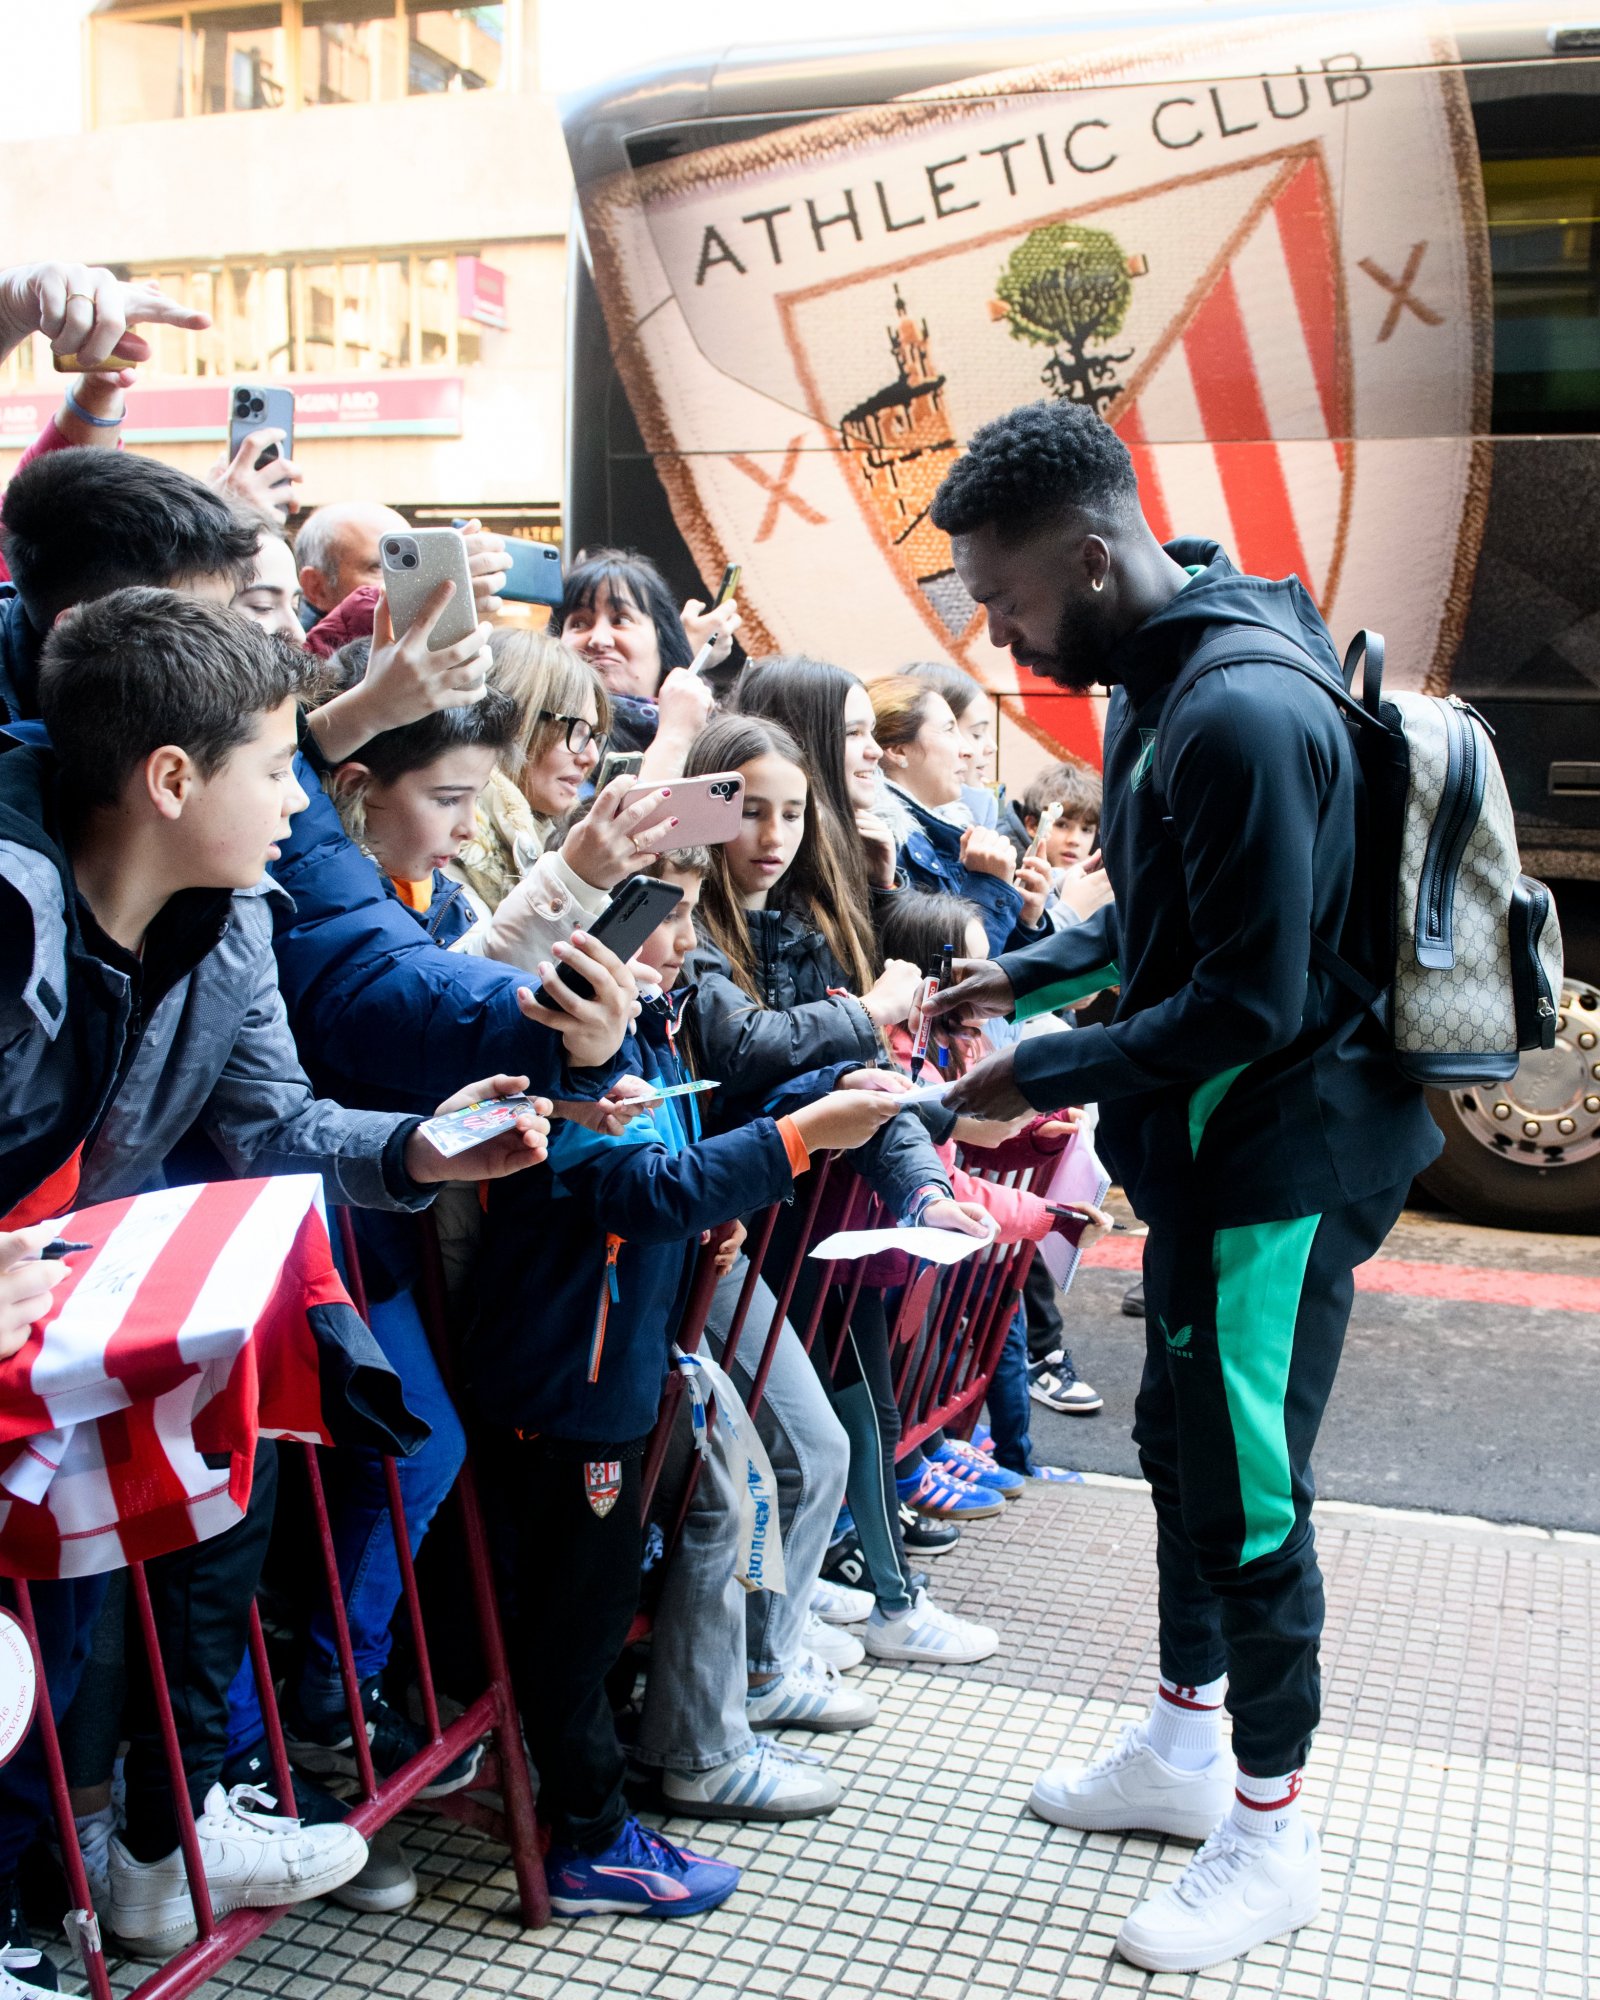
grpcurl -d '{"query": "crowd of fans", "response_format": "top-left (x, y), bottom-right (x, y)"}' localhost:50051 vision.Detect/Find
top-left (0, 261), bottom-right (1114, 1984)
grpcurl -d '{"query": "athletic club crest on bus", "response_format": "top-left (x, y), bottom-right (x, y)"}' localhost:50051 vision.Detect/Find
top-left (580, 11), bottom-right (1490, 782)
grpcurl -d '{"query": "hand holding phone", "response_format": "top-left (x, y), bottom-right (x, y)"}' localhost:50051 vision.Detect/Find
top-left (553, 875), bottom-right (687, 998)
top-left (618, 770), bottom-right (744, 848)
top-left (230, 383), bottom-right (295, 471)
top-left (381, 528), bottom-right (480, 648)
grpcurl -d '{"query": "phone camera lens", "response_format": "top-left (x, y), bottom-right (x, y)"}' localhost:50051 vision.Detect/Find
top-left (403, 553), bottom-right (418, 568)
top-left (385, 541), bottom-right (401, 556)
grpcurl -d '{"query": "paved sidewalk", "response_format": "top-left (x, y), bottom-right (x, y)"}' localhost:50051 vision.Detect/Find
top-left (98, 1479), bottom-right (1595, 2000)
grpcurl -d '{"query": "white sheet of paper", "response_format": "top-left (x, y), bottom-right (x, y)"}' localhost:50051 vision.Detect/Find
top-left (809, 1226), bottom-right (992, 1266)
top-left (897, 1082), bottom-right (952, 1106)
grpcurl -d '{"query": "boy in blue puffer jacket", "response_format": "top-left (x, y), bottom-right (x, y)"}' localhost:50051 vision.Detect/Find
top-left (223, 691), bottom-right (531, 1808)
top-left (469, 872), bottom-right (901, 1919)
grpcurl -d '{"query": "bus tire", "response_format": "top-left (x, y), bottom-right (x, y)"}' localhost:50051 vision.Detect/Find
top-left (1416, 902), bottom-right (1600, 1234)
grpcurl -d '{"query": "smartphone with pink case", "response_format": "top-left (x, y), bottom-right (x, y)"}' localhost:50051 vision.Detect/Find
top-left (620, 770), bottom-right (745, 848)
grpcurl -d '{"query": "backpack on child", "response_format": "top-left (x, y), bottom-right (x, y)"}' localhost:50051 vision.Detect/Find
top-left (1153, 625), bottom-right (1564, 1088)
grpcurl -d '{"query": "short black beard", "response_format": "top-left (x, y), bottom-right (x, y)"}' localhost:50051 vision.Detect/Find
top-left (1018, 591), bottom-right (1117, 694)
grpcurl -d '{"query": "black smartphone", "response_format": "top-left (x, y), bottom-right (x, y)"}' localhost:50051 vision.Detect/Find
top-left (555, 874), bottom-right (686, 998)
top-left (229, 383), bottom-right (295, 469)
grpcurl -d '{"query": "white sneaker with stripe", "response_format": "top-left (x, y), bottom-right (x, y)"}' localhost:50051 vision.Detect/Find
top-left (746, 1656), bottom-right (878, 1732)
top-left (661, 1738), bottom-right (841, 1821)
top-left (809, 1576), bottom-right (874, 1625)
top-left (862, 1588), bottom-right (999, 1666)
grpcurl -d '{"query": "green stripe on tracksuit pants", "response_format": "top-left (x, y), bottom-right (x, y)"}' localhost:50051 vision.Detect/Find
top-left (1132, 1177), bottom-right (1409, 1774)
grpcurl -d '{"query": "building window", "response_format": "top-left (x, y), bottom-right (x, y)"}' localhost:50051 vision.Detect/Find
top-left (0, 250), bottom-right (487, 388)
top-left (90, 2), bottom-right (503, 125)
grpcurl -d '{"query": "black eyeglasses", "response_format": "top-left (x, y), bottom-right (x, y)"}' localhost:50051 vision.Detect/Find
top-left (537, 712), bottom-right (607, 756)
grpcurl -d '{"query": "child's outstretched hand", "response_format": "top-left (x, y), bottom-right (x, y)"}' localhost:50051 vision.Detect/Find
top-left (517, 932), bottom-right (640, 1069)
top-left (789, 1089), bottom-right (903, 1154)
top-left (406, 1076), bottom-right (551, 1184)
top-left (1015, 850), bottom-right (1053, 929)
top-left (919, 1198), bottom-right (997, 1239)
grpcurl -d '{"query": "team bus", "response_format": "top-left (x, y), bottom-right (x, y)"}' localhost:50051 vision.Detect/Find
top-left (558, 3), bottom-right (1599, 1232)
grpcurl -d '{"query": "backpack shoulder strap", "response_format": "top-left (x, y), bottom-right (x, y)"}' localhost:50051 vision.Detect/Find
top-left (1149, 625), bottom-right (1393, 1026)
top-left (1150, 625), bottom-right (1381, 800)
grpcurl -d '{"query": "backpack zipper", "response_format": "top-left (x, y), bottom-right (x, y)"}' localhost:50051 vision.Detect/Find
top-left (587, 1234), bottom-right (623, 1384)
top-left (1416, 698), bottom-right (1483, 967)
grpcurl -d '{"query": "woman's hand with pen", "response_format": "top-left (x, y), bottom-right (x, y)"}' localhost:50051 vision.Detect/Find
top-left (0, 1223), bottom-right (72, 1361)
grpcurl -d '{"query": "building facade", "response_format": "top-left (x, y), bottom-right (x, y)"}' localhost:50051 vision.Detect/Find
top-left (0, 0), bottom-right (570, 541)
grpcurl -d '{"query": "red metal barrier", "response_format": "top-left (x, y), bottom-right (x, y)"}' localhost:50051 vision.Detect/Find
top-left (1, 1141), bottom-right (1044, 1991)
top-left (0, 1210), bottom-right (546, 1999)
top-left (636, 1149), bottom-right (1044, 1576)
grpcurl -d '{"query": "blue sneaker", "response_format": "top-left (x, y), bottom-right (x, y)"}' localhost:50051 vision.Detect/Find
top-left (1028, 1464), bottom-right (1084, 1483)
top-left (895, 1462), bottom-right (1004, 1520)
top-left (931, 1437), bottom-right (1025, 1500)
top-left (546, 1817), bottom-right (739, 1918)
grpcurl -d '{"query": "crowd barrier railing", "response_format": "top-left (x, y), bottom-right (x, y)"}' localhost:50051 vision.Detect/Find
top-left (636, 1148), bottom-right (1044, 1592)
top-left (3, 1144), bottom-right (1044, 1992)
top-left (1, 1208), bottom-right (545, 2000)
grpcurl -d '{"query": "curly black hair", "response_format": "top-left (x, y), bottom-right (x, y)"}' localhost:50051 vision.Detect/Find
top-left (930, 400), bottom-right (1137, 542)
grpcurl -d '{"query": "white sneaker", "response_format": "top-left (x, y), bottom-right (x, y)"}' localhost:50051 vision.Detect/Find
top-left (663, 1738), bottom-right (841, 1820)
top-left (1029, 1721), bottom-right (1233, 1840)
top-left (1117, 1818), bottom-right (1321, 1973)
top-left (56, 1800), bottom-right (116, 1913)
top-left (109, 1783), bottom-right (369, 1958)
top-left (810, 1577), bottom-right (873, 1626)
top-left (746, 1656), bottom-right (878, 1733)
top-left (862, 1588), bottom-right (999, 1666)
top-left (802, 1612), bottom-right (865, 1671)
top-left (0, 1948), bottom-right (59, 1997)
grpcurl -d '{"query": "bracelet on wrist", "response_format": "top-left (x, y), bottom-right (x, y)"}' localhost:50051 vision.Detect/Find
top-left (64, 387), bottom-right (124, 430)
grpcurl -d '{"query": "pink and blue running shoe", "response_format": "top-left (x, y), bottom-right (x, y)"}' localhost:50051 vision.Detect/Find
top-left (932, 1437), bottom-right (1025, 1500)
top-left (546, 1817), bottom-right (740, 1918)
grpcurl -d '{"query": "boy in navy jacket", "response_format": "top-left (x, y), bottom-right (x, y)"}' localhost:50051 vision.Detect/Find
top-left (471, 874), bottom-right (901, 1919)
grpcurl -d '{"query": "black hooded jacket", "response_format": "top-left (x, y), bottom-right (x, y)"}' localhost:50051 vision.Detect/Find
top-left (1001, 541), bottom-right (1440, 1228)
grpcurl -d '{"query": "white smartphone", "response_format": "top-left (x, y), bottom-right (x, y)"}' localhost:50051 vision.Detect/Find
top-left (379, 527), bottom-right (478, 648)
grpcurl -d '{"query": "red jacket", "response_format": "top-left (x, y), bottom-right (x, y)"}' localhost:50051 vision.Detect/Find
top-left (305, 584), bottom-right (380, 659)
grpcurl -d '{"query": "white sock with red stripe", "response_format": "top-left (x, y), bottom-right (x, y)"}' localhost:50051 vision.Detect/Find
top-left (1145, 1675), bottom-right (1227, 1770)
top-left (1230, 1766), bottom-right (1304, 1846)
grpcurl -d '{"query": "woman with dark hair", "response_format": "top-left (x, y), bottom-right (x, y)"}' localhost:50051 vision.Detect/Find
top-left (678, 714), bottom-right (1002, 1666)
top-left (732, 652), bottom-right (899, 898)
top-left (552, 547), bottom-right (738, 780)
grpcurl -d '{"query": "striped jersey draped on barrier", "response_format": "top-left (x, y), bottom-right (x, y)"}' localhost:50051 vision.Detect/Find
top-left (0, 1178), bottom-right (426, 1578)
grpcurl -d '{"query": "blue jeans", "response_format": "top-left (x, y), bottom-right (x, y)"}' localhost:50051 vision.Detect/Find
top-left (984, 1306), bottom-right (1035, 1476)
top-left (226, 1288), bottom-right (465, 1754)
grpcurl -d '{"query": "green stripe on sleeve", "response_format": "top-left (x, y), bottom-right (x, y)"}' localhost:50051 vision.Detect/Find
top-left (1014, 961), bottom-right (1120, 1020)
top-left (1187, 1062), bottom-right (1248, 1158)
top-left (1213, 1213), bottom-right (1321, 1566)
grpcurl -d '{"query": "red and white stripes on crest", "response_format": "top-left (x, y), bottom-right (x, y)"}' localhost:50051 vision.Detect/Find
top-left (0, 1178), bottom-right (351, 1579)
top-left (1115, 156), bottom-right (1346, 612)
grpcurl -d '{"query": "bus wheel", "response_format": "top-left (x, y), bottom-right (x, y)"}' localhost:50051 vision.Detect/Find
top-left (1418, 963), bottom-right (1600, 1234)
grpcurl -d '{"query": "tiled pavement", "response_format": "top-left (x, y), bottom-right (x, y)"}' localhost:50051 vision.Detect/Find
top-left (92, 1479), bottom-right (1596, 2000)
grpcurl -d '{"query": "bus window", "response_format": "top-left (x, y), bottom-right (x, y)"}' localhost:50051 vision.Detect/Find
top-left (1472, 63), bottom-right (1600, 434)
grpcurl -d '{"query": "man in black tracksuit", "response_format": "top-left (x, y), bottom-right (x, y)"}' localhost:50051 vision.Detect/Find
top-left (925, 402), bottom-right (1440, 1976)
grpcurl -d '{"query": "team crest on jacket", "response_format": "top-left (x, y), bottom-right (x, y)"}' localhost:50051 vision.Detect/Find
top-left (584, 1460), bottom-right (623, 1518)
top-left (580, 14), bottom-right (1489, 785)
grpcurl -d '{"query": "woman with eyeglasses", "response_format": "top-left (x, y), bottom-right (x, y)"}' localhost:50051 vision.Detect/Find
top-left (448, 628), bottom-right (681, 971)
